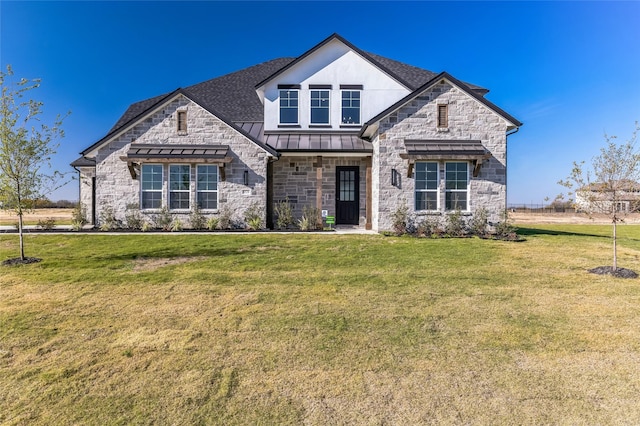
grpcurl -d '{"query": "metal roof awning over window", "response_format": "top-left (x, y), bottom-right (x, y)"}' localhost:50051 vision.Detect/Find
top-left (400, 140), bottom-right (491, 177)
top-left (121, 144), bottom-right (232, 178)
top-left (263, 132), bottom-right (373, 153)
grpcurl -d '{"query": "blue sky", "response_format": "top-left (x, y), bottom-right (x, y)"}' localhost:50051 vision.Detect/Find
top-left (1, 1), bottom-right (639, 204)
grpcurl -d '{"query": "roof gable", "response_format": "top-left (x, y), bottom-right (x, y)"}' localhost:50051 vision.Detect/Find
top-left (82, 89), bottom-right (279, 158)
top-left (255, 33), bottom-right (416, 91)
top-left (360, 72), bottom-right (522, 139)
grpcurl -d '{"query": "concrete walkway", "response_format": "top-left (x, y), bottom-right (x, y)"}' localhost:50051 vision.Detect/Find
top-left (0, 225), bottom-right (377, 235)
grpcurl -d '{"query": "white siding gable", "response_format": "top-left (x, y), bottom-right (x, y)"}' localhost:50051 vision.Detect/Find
top-left (261, 38), bottom-right (411, 131)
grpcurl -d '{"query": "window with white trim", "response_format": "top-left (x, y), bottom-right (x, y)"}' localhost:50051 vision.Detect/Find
top-left (310, 90), bottom-right (330, 124)
top-left (341, 90), bottom-right (360, 124)
top-left (141, 164), bottom-right (163, 210)
top-left (169, 164), bottom-right (191, 210)
top-left (279, 89), bottom-right (299, 124)
top-left (445, 162), bottom-right (468, 210)
top-left (415, 162), bottom-right (439, 211)
top-left (196, 165), bottom-right (218, 210)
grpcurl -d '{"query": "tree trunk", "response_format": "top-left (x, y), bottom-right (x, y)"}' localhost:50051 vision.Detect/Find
top-left (613, 219), bottom-right (617, 271)
top-left (18, 212), bottom-right (25, 261)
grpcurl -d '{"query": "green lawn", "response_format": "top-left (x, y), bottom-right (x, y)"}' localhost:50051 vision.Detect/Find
top-left (1, 226), bottom-right (640, 424)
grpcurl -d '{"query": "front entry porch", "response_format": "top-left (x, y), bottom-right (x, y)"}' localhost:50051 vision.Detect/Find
top-left (269, 155), bottom-right (372, 229)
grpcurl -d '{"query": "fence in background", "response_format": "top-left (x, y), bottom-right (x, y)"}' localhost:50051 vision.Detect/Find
top-left (507, 204), bottom-right (576, 214)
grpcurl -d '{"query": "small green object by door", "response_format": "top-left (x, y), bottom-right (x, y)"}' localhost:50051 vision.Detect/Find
top-left (325, 216), bottom-right (335, 229)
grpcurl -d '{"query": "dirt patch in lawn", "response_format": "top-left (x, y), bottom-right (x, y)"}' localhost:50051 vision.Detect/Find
top-left (0, 208), bottom-right (74, 225)
top-left (511, 212), bottom-right (640, 225)
top-left (131, 256), bottom-right (206, 272)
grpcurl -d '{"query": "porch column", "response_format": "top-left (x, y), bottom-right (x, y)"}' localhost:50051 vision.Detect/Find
top-left (366, 157), bottom-right (372, 230)
top-left (315, 156), bottom-right (323, 228)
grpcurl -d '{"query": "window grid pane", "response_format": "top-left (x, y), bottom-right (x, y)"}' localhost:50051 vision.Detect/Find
top-left (279, 90), bottom-right (298, 124)
top-left (310, 90), bottom-right (330, 124)
top-left (445, 162), bottom-right (468, 210)
top-left (341, 91), bottom-right (360, 124)
top-left (197, 165), bottom-right (218, 210)
top-left (169, 165), bottom-right (190, 210)
top-left (141, 164), bottom-right (163, 209)
top-left (414, 162), bottom-right (438, 210)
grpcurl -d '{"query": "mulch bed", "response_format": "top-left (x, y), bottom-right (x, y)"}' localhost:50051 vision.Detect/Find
top-left (588, 266), bottom-right (638, 279)
top-left (2, 257), bottom-right (42, 266)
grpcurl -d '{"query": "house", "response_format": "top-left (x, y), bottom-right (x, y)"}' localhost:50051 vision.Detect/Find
top-left (575, 181), bottom-right (640, 214)
top-left (71, 33), bottom-right (522, 231)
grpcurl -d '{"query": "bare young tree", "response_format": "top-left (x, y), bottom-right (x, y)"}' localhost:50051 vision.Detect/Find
top-left (0, 65), bottom-right (68, 262)
top-left (559, 122), bottom-right (640, 273)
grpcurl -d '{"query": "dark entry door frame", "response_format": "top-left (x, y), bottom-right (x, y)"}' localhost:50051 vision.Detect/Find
top-left (335, 166), bottom-right (359, 225)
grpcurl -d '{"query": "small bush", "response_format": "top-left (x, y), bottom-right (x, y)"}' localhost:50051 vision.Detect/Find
top-left (218, 206), bottom-right (233, 230)
top-left (99, 205), bottom-right (120, 231)
top-left (153, 207), bottom-right (173, 231)
top-left (274, 198), bottom-right (294, 229)
top-left (189, 206), bottom-right (207, 230)
top-left (298, 214), bottom-right (311, 231)
top-left (470, 207), bottom-right (489, 237)
top-left (415, 216), bottom-right (440, 238)
top-left (36, 217), bottom-right (56, 230)
top-left (494, 210), bottom-right (517, 240)
top-left (71, 204), bottom-right (88, 231)
top-left (170, 218), bottom-right (183, 232)
top-left (445, 209), bottom-right (466, 237)
top-left (124, 203), bottom-right (144, 230)
top-left (303, 205), bottom-right (322, 230)
top-left (141, 221), bottom-right (153, 232)
top-left (207, 216), bottom-right (219, 231)
top-left (244, 202), bottom-right (264, 230)
top-left (391, 204), bottom-right (409, 236)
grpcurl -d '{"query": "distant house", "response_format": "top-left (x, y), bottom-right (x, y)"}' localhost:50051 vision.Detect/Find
top-left (575, 181), bottom-right (640, 214)
top-left (71, 33), bottom-right (522, 231)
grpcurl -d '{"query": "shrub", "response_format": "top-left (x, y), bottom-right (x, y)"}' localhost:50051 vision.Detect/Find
top-left (274, 198), bottom-right (294, 229)
top-left (124, 203), bottom-right (144, 230)
top-left (218, 206), bottom-right (233, 230)
top-left (189, 206), bottom-right (206, 230)
top-left (298, 214), bottom-right (311, 231)
top-left (36, 217), bottom-right (56, 230)
top-left (153, 207), bottom-right (173, 231)
top-left (303, 205), bottom-right (322, 230)
top-left (494, 210), bottom-right (518, 240)
top-left (445, 209), bottom-right (466, 237)
top-left (244, 202), bottom-right (264, 230)
top-left (141, 221), bottom-right (153, 232)
top-left (170, 218), bottom-right (183, 232)
top-left (470, 207), bottom-right (489, 237)
top-left (415, 216), bottom-right (440, 238)
top-left (99, 205), bottom-right (120, 231)
top-left (206, 216), bottom-right (219, 231)
top-left (71, 203), bottom-right (88, 231)
top-left (391, 204), bottom-right (409, 236)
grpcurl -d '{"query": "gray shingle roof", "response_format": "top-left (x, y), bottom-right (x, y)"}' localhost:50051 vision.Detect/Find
top-left (86, 36), bottom-right (491, 157)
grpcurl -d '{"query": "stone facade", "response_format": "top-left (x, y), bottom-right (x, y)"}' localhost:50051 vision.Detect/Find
top-left (82, 95), bottom-right (272, 228)
top-left (372, 81), bottom-right (510, 231)
top-left (271, 156), bottom-right (369, 226)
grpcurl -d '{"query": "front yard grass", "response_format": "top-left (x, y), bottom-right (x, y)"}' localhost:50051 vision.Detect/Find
top-left (1, 226), bottom-right (640, 424)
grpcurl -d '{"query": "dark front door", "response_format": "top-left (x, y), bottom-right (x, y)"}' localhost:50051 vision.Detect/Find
top-left (336, 166), bottom-right (359, 225)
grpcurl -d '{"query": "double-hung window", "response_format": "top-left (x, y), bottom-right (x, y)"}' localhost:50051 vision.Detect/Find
top-left (196, 165), bottom-right (218, 210)
top-left (310, 90), bottom-right (330, 124)
top-left (141, 164), bottom-right (163, 209)
top-left (445, 162), bottom-right (468, 210)
top-left (415, 162), bottom-right (439, 211)
top-left (341, 90), bottom-right (361, 125)
top-left (279, 89), bottom-right (299, 124)
top-left (169, 165), bottom-right (191, 210)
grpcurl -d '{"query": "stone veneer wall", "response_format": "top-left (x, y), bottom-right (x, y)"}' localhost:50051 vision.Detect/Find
top-left (271, 156), bottom-right (369, 226)
top-left (373, 81), bottom-right (510, 231)
top-left (89, 95), bottom-right (270, 228)
top-left (78, 167), bottom-right (95, 225)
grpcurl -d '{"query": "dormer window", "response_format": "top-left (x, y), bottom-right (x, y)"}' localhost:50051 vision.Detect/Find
top-left (279, 85), bottom-right (300, 125)
top-left (310, 89), bottom-right (330, 124)
top-left (340, 85), bottom-right (362, 125)
top-left (177, 110), bottom-right (187, 133)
